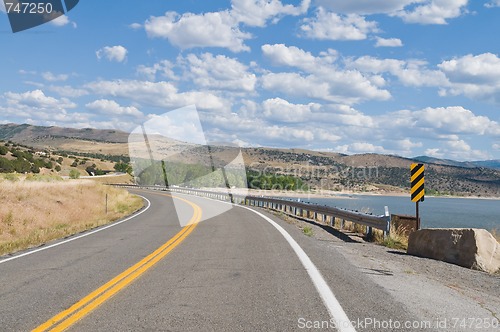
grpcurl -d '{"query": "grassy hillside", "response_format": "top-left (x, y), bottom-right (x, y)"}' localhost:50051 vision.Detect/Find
top-left (0, 140), bottom-right (134, 184)
top-left (0, 176), bottom-right (143, 256)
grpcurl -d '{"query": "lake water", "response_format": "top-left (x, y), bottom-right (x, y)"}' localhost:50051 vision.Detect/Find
top-left (284, 195), bottom-right (500, 231)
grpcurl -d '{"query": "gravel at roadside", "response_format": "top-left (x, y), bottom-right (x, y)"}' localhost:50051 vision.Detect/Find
top-left (273, 210), bottom-right (500, 331)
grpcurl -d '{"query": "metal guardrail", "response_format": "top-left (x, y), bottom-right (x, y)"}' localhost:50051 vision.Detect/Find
top-left (115, 184), bottom-right (391, 237)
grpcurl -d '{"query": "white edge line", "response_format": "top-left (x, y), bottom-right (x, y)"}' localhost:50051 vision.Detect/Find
top-left (238, 205), bottom-right (357, 332)
top-left (171, 192), bottom-right (356, 332)
top-left (0, 195), bottom-right (151, 265)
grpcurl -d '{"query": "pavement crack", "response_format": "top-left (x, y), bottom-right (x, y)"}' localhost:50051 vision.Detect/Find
top-left (479, 302), bottom-right (499, 321)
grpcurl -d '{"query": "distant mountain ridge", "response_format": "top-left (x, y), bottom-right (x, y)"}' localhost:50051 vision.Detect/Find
top-left (0, 123), bottom-right (129, 144)
top-left (1, 123), bottom-right (499, 196)
top-left (1, 123), bottom-right (497, 169)
top-left (413, 156), bottom-right (500, 170)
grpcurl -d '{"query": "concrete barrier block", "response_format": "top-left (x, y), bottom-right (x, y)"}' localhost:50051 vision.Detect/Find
top-left (408, 228), bottom-right (500, 274)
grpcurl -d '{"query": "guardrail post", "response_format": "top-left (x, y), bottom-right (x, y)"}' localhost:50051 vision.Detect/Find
top-left (366, 226), bottom-right (373, 240)
top-left (340, 219), bottom-right (345, 230)
top-left (384, 206), bottom-right (390, 239)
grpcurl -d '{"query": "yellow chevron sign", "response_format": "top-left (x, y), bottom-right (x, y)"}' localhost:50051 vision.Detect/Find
top-left (411, 163), bottom-right (425, 202)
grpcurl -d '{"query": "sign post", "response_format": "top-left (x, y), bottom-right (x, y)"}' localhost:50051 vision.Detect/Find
top-left (410, 163), bottom-right (425, 229)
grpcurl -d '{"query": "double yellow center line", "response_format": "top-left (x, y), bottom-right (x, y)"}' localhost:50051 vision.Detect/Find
top-left (33, 193), bottom-right (202, 332)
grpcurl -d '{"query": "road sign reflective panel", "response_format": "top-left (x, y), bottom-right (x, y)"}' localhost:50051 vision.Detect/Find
top-left (410, 163), bottom-right (424, 202)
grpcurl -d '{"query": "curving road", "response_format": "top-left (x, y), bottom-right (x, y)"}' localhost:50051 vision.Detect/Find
top-left (2, 188), bottom-right (486, 331)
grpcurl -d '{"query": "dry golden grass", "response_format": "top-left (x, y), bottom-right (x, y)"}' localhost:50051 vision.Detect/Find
top-left (0, 178), bottom-right (143, 256)
top-left (372, 227), bottom-right (409, 250)
top-left (89, 173), bottom-right (134, 184)
top-left (337, 219), bottom-right (367, 234)
top-left (57, 140), bottom-right (129, 155)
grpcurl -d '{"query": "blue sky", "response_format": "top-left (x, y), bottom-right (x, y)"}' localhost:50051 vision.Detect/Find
top-left (1, 0), bottom-right (500, 161)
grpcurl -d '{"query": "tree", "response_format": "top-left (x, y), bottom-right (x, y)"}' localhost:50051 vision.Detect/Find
top-left (55, 165), bottom-right (61, 172)
top-left (12, 158), bottom-right (31, 173)
top-left (0, 146), bottom-right (8, 155)
top-left (30, 164), bottom-right (40, 173)
top-left (114, 162), bottom-right (132, 174)
top-left (0, 157), bottom-right (14, 173)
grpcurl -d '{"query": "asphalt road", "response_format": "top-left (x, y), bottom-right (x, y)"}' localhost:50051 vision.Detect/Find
top-left (0, 189), bottom-right (432, 331)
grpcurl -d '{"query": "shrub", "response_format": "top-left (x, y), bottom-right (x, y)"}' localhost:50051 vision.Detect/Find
top-left (303, 226), bottom-right (313, 237)
top-left (69, 169), bottom-right (80, 179)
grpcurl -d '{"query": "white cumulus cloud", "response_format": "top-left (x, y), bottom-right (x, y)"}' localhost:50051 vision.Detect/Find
top-left (144, 11), bottom-right (251, 52)
top-left (86, 99), bottom-right (143, 118)
top-left (336, 142), bottom-right (387, 154)
top-left (137, 60), bottom-right (178, 81)
top-left (85, 79), bottom-right (230, 112)
top-left (393, 0), bottom-right (469, 24)
top-left (96, 46), bottom-right (128, 63)
top-left (438, 53), bottom-right (500, 102)
top-left (262, 98), bottom-right (319, 122)
top-left (180, 53), bottom-right (257, 92)
top-left (412, 106), bottom-right (500, 136)
top-left (50, 15), bottom-right (77, 28)
top-left (143, 1), bottom-right (311, 52)
top-left (4, 89), bottom-right (76, 111)
top-left (261, 44), bottom-right (391, 104)
top-left (301, 8), bottom-right (379, 40)
top-left (374, 37), bottom-right (403, 47)
top-left (346, 56), bottom-right (448, 87)
top-left (231, 0), bottom-right (310, 27)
